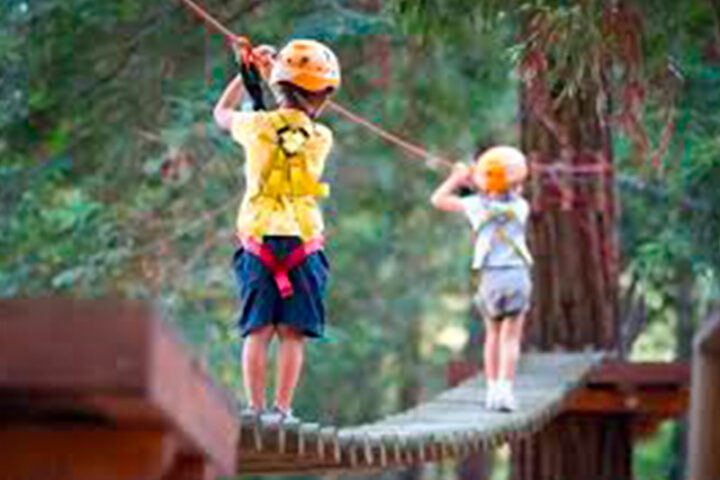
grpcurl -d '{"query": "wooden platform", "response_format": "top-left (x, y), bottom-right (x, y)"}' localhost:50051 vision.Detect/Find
top-left (0, 299), bottom-right (239, 480)
top-left (566, 361), bottom-right (690, 422)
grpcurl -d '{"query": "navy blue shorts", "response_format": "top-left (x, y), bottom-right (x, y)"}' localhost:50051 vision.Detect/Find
top-left (232, 236), bottom-right (330, 338)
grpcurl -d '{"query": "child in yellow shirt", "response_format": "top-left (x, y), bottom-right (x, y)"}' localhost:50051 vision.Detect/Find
top-left (214, 39), bottom-right (340, 419)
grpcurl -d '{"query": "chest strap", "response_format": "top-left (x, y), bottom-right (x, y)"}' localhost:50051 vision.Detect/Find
top-left (240, 236), bottom-right (324, 298)
top-left (258, 115), bottom-right (330, 199)
top-left (475, 210), bottom-right (532, 268)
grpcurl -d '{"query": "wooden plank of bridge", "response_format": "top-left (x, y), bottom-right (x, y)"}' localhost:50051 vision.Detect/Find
top-left (0, 299), bottom-right (239, 479)
top-left (237, 352), bottom-right (603, 475)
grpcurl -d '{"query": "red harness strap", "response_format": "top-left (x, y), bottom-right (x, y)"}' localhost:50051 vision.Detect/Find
top-left (241, 237), bottom-right (325, 298)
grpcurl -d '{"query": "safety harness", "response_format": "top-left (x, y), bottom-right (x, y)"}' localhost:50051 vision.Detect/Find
top-left (471, 205), bottom-right (532, 318)
top-left (241, 236), bottom-right (325, 298)
top-left (258, 114), bottom-right (330, 199)
top-left (474, 207), bottom-right (532, 269)
top-left (238, 60), bottom-right (329, 298)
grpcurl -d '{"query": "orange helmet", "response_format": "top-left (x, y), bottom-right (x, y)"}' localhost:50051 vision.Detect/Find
top-left (270, 39), bottom-right (341, 92)
top-left (474, 146), bottom-right (528, 194)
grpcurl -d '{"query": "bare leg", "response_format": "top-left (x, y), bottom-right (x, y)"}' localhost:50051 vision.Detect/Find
top-left (499, 314), bottom-right (526, 381)
top-left (484, 318), bottom-right (502, 381)
top-left (275, 325), bottom-right (305, 412)
top-left (241, 325), bottom-right (275, 411)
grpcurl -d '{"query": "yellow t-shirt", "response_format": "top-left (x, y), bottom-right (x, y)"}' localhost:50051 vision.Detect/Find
top-left (231, 108), bottom-right (333, 242)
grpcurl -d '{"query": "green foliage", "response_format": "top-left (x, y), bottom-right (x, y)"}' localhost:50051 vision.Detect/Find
top-left (634, 421), bottom-right (679, 480)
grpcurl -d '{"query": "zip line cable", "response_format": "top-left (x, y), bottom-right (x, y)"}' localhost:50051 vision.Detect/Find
top-left (178, 0), bottom-right (238, 40)
top-left (324, 102), bottom-right (454, 169)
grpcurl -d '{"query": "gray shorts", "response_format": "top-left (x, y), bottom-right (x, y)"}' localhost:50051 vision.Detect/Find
top-left (474, 267), bottom-right (532, 320)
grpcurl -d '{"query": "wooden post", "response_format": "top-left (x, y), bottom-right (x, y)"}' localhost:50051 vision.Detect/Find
top-left (513, 414), bottom-right (632, 480)
top-left (688, 310), bottom-right (720, 480)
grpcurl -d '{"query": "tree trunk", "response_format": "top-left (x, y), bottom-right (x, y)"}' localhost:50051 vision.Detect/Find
top-left (511, 60), bottom-right (627, 478)
top-left (513, 414), bottom-right (632, 480)
top-left (522, 86), bottom-right (619, 351)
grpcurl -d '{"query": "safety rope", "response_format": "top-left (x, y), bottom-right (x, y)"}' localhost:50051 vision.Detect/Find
top-left (175, 0), bottom-right (456, 170)
top-left (176, 0), bottom-right (623, 179)
top-left (178, 0), bottom-right (621, 180)
top-left (177, 0), bottom-right (239, 42)
top-left (325, 102), bottom-right (454, 169)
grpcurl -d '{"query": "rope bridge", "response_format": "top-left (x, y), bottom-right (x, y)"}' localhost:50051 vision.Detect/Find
top-left (238, 352), bottom-right (601, 475)
top-left (0, 299), bottom-right (601, 479)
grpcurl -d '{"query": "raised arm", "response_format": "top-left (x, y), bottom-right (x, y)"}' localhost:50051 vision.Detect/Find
top-left (213, 74), bottom-right (244, 131)
top-left (430, 163), bottom-right (472, 212)
top-left (213, 44), bottom-right (277, 131)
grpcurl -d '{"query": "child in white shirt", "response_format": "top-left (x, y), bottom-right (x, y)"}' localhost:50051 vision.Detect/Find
top-left (431, 146), bottom-right (532, 411)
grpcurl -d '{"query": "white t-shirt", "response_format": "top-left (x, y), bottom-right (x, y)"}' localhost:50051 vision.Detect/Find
top-left (460, 193), bottom-right (533, 269)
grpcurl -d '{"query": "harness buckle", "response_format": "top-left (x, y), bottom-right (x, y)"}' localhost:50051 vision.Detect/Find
top-left (240, 237), bottom-right (325, 298)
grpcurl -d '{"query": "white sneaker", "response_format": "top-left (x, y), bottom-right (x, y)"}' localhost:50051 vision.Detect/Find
top-left (263, 405), bottom-right (299, 424)
top-left (485, 382), bottom-right (499, 410)
top-left (496, 382), bottom-right (517, 412)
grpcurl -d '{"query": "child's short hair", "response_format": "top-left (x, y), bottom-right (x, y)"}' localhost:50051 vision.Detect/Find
top-left (272, 82), bottom-right (334, 117)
